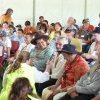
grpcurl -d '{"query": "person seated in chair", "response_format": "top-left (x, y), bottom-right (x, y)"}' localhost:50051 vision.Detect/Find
top-left (30, 33), bottom-right (55, 72)
top-left (59, 49), bottom-right (100, 100)
top-left (35, 36), bottom-right (69, 97)
top-left (42, 44), bottom-right (89, 100)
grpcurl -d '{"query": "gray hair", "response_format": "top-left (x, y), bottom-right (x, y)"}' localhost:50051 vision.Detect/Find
top-left (57, 36), bottom-right (70, 44)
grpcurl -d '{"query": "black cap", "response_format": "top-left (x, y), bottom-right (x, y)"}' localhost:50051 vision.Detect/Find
top-left (57, 44), bottom-right (77, 54)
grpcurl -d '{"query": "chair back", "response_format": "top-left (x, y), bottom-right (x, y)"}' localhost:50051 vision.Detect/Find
top-left (10, 41), bottom-right (19, 57)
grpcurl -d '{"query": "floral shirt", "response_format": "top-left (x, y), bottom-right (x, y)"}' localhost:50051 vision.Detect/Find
top-left (61, 55), bottom-right (90, 89)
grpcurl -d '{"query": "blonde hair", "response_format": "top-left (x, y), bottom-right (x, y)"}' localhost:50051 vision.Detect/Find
top-left (8, 51), bottom-right (30, 73)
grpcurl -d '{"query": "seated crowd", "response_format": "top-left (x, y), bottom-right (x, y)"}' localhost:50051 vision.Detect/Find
top-left (0, 8), bottom-right (100, 100)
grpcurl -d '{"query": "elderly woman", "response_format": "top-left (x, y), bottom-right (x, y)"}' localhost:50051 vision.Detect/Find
top-left (59, 50), bottom-right (100, 100)
top-left (30, 34), bottom-right (55, 72)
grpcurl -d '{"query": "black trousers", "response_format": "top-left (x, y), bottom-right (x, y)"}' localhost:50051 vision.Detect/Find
top-left (35, 78), bottom-right (57, 97)
top-left (59, 93), bottom-right (95, 100)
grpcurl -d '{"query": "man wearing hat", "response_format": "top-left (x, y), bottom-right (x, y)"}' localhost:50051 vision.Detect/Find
top-left (60, 49), bottom-right (100, 100)
top-left (42, 44), bottom-right (89, 100)
top-left (79, 18), bottom-right (94, 38)
top-left (78, 18), bottom-right (95, 53)
top-left (35, 36), bottom-right (69, 97)
top-left (82, 18), bottom-right (94, 32)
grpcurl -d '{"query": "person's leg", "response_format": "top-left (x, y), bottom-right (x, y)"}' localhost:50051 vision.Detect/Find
top-left (82, 44), bottom-right (90, 53)
top-left (53, 92), bottom-right (67, 100)
top-left (35, 79), bottom-right (57, 96)
top-left (59, 93), bottom-right (71, 100)
top-left (71, 93), bottom-right (95, 100)
top-left (42, 87), bottom-right (53, 100)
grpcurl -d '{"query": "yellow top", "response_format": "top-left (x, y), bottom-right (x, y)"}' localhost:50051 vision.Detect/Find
top-left (69, 36), bottom-right (82, 53)
top-left (0, 14), bottom-right (12, 24)
top-left (0, 63), bottom-right (37, 100)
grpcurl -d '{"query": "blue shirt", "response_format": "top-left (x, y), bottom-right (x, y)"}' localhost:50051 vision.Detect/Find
top-left (30, 45), bottom-right (55, 72)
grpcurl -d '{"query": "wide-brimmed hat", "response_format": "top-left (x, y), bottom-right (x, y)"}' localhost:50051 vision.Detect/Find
top-left (0, 31), bottom-right (7, 37)
top-left (93, 27), bottom-right (100, 34)
top-left (31, 34), bottom-right (49, 45)
top-left (58, 44), bottom-right (77, 54)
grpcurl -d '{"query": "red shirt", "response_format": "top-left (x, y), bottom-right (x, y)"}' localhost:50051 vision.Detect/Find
top-left (61, 55), bottom-right (89, 89)
top-left (82, 24), bottom-right (95, 32)
top-left (24, 26), bottom-right (36, 34)
top-left (88, 25), bottom-right (95, 32)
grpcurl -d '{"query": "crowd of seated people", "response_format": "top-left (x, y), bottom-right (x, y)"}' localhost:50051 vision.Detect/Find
top-left (0, 8), bottom-right (100, 100)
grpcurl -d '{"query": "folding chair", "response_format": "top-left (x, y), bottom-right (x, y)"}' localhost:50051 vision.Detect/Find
top-left (10, 41), bottom-right (19, 57)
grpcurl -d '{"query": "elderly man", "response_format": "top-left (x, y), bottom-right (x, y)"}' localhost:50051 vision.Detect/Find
top-left (42, 44), bottom-right (89, 100)
top-left (35, 36), bottom-right (69, 96)
top-left (59, 50), bottom-right (100, 100)
top-left (63, 17), bottom-right (78, 32)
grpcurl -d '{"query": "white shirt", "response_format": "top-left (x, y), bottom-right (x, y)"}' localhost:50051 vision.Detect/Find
top-left (34, 67), bottom-right (49, 83)
top-left (2, 63), bottom-right (50, 87)
top-left (18, 43), bottom-right (35, 53)
top-left (3, 37), bottom-right (11, 51)
top-left (51, 53), bottom-right (66, 79)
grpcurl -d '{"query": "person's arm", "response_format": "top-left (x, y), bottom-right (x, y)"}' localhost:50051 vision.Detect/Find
top-left (75, 76), bottom-right (100, 94)
top-left (34, 67), bottom-right (50, 83)
top-left (90, 55), bottom-right (98, 60)
top-left (48, 76), bottom-right (62, 91)
top-left (45, 59), bottom-right (53, 74)
top-left (84, 53), bottom-right (98, 60)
